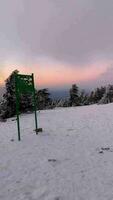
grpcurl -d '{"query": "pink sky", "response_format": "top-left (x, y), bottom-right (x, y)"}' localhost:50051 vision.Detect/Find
top-left (0, 59), bottom-right (112, 89)
top-left (0, 0), bottom-right (113, 91)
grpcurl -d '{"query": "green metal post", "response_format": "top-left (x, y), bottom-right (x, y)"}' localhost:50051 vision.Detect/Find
top-left (15, 75), bottom-right (21, 141)
top-left (32, 73), bottom-right (38, 134)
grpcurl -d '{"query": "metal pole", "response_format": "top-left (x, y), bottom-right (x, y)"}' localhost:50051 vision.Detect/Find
top-left (32, 73), bottom-right (38, 134)
top-left (15, 74), bottom-right (21, 141)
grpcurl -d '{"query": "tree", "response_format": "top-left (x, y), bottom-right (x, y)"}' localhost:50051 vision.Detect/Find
top-left (98, 85), bottom-right (113, 104)
top-left (93, 87), bottom-right (105, 103)
top-left (0, 70), bottom-right (34, 119)
top-left (55, 98), bottom-right (69, 107)
top-left (0, 70), bottom-right (18, 119)
top-left (20, 93), bottom-right (33, 113)
top-left (79, 90), bottom-right (89, 105)
top-left (69, 84), bottom-right (80, 106)
top-left (36, 88), bottom-right (52, 110)
top-left (88, 91), bottom-right (95, 104)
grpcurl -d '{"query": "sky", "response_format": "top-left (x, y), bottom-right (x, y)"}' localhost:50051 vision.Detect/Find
top-left (0, 0), bottom-right (113, 91)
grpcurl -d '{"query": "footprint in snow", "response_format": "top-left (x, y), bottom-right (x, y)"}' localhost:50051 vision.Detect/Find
top-left (48, 159), bottom-right (58, 167)
top-left (98, 147), bottom-right (113, 154)
top-left (48, 159), bottom-right (57, 162)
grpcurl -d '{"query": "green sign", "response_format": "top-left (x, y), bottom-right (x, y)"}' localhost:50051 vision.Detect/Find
top-left (16, 74), bottom-right (34, 93)
top-left (15, 73), bottom-right (38, 141)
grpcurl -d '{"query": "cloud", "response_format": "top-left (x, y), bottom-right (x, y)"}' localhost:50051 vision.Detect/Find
top-left (97, 66), bottom-right (113, 85)
top-left (0, 0), bottom-right (113, 90)
top-left (80, 65), bottom-right (113, 89)
top-left (0, 0), bottom-right (113, 65)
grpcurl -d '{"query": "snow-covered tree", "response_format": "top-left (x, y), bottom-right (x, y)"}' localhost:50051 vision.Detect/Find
top-left (0, 70), bottom-right (34, 119)
top-left (20, 94), bottom-right (33, 113)
top-left (98, 85), bottom-right (113, 104)
top-left (36, 88), bottom-right (52, 110)
top-left (0, 70), bottom-right (18, 119)
top-left (79, 90), bottom-right (89, 105)
top-left (54, 98), bottom-right (69, 107)
top-left (69, 84), bottom-right (80, 106)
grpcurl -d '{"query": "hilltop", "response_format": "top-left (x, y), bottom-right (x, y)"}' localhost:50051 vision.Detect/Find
top-left (0, 104), bottom-right (113, 199)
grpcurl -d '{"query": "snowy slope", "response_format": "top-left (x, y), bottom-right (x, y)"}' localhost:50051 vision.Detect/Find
top-left (1, 104), bottom-right (113, 200)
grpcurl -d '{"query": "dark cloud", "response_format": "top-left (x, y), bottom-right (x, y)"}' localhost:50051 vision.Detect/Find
top-left (0, 0), bottom-right (113, 65)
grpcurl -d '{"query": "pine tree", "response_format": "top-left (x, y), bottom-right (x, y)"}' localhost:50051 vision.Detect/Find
top-left (0, 70), bottom-right (34, 119)
top-left (79, 90), bottom-right (88, 105)
top-left (98, 85), bottom-right (113, 104)
top-left (69, 84), bottom-right (80, 106)
top-left (36, 88), bottom-right (52, 110)
top-left (20, 94), bottom-right (33, 113)
top-left (0, 70), bottom-right (18, 119)
top-left (88, 91), bottom-right (95, 104)
top-left (93, 87), bottom-right (105, 103)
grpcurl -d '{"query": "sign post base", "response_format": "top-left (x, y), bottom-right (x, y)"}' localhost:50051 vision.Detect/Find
top-left (34, 128), bottom-right (43, 134)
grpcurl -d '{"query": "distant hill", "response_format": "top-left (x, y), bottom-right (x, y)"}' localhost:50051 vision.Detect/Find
top-left (50, 89), bottom-right (69, 99)
top-left (0, 86), bottom-right (69, 100)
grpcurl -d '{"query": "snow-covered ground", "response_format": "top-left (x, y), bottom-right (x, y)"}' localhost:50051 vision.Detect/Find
top-left (1, 104), bottom-right (113, 200)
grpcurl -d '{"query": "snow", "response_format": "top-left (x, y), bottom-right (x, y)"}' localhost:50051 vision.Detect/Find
top-left (1, 104), bottom-right (113, 199)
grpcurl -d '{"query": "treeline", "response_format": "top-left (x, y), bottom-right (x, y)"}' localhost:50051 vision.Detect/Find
top-left (0, 70), bottom-right (113, 119)
top-left (69, 84), bottom-right (113, 106)
top-left (0, 70), bottom-right (52, 119)
top-left (52, 84), bottom-right (113, 107)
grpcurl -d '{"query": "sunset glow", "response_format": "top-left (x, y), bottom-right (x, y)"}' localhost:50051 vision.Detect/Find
top-left (0, 0), bottom-right (113, 91)
top-left (0, 60), bottom-right (111, 89)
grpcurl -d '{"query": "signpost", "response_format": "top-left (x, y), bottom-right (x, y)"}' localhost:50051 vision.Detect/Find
top-left (15, 73), bottom-right (41, 141)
